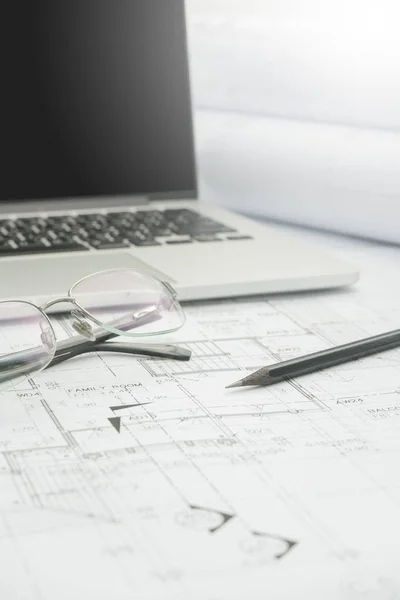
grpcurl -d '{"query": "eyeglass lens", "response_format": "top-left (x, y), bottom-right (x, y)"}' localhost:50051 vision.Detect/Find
top-left (0, 301), bottom-right (56, 390)
top-left (70, 269), bottom-right (185, 337)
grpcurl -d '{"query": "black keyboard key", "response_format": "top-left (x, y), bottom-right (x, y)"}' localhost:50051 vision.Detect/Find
top-left (44, 242), bottom-right (89, 252)
top-left (0, 223), bottom-right (16, 235)
top-left (90, 240), bottom-right (130, 250)
top-left (137, 224), bottom-right (152, 236)
top-left (194, 221), bottom-right (236, 234)
top-left (13, 219), bottom-right (30, 230)
top-left (130, 238), bottom-right (161, 247)
top-left (15, 241), bottom-right (48, 251)
top-left (91, 222), bottom-right (107, 231)
top-left (107, 226), bottom-right (120, 236)
top-left (76, 228), bottom-right (90, 239)
top-left (86, 236), bottom-right (108, 246)
top-left (54, 235), bottom-right (73, 244)
top-left (152, 227), bottom-right (172, 236)
top-left (0, 219), bottom-right (16, 228)
top-left (166, 239), bottom-right (193, 245)
top-left (143, 241), bottom-right (162, 247)
top-left (192, 234), bottom-right (223, 242)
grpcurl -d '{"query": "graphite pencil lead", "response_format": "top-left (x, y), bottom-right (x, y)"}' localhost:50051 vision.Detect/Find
top-left (226, 373), bottom-right (269, 389)
top-left (225, 380), bottom-right (244, 389)
top-left (226, 367), bottom-right (273, 389)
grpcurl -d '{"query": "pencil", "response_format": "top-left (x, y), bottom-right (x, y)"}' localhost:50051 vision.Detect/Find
top-left (226, 328), bottom-right (400, 388)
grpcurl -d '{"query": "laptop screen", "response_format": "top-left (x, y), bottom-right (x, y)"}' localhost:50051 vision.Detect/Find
top-left (0, 0), bottom-right (196, 204)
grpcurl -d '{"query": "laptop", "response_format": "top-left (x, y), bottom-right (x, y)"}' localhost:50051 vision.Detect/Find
top-left (0, 0), bottom-right (358, 306)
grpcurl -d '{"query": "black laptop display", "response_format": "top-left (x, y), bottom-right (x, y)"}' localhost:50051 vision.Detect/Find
top-left (0, 0), bottom-right (196, 204)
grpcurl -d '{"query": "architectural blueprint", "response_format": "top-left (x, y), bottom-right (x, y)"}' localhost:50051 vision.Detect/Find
top-left (1, 233), bottom-right (400, 599)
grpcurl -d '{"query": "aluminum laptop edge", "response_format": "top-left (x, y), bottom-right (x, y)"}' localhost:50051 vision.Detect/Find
top-left (0, 1), bottom-right (358, 305)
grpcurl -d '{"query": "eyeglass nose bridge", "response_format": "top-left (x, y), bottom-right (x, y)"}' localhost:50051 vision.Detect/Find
top-left (70, 309), bottom-right (96, 342)
top-left (39, 320), bottom-right (55, 353)
top-left (40, 296), bottom-right (97, 342)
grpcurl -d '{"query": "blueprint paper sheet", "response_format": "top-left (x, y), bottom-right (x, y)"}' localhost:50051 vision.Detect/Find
top-left (195, 109), bottom-right (400, 245)
top-left (1, 236), bottom-right (400, 599)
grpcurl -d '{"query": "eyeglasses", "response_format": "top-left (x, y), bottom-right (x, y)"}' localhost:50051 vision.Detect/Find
top-left (0, 268), bottom-right (190, 391)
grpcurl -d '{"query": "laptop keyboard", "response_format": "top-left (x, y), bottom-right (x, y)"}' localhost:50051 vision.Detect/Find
top-left (0, 209), bottom-right (253, 256)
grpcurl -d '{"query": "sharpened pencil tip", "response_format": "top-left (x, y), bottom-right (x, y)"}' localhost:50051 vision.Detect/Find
top-left (225, 380), bottom-right (243, 389)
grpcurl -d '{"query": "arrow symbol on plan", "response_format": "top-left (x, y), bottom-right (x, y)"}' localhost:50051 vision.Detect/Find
top-left (108, 416), bottom-right (122, 433)
top-left (110, 402), bottom-right (152, 412)
top-left (252, 531), bottom-right (298, 559)
top-left (190, 505), bottom-right (235, 534)
top-left (108, 402), bottom-right (153, 433)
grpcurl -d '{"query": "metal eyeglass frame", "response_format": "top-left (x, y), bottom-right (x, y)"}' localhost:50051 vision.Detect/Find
top-left (0, 268), bottom-right (191, 385)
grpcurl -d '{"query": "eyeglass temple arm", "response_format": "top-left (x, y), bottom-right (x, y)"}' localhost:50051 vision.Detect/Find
top-left (49, 341), bottom-right (191, 367)
top-left (50, 307), bottom-right (191, 365)
top-left (0, 338), bottom-right (190, 384)
top-left (0, 306), bottom-right (190, 383)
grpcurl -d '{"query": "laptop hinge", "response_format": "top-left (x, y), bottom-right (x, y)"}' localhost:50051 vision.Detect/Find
top-left (0, 195), bottom-right (149, 215)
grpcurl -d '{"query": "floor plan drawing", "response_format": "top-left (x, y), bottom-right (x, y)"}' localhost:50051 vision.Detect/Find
top-left (1, 238), bottom-right (400, 599)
